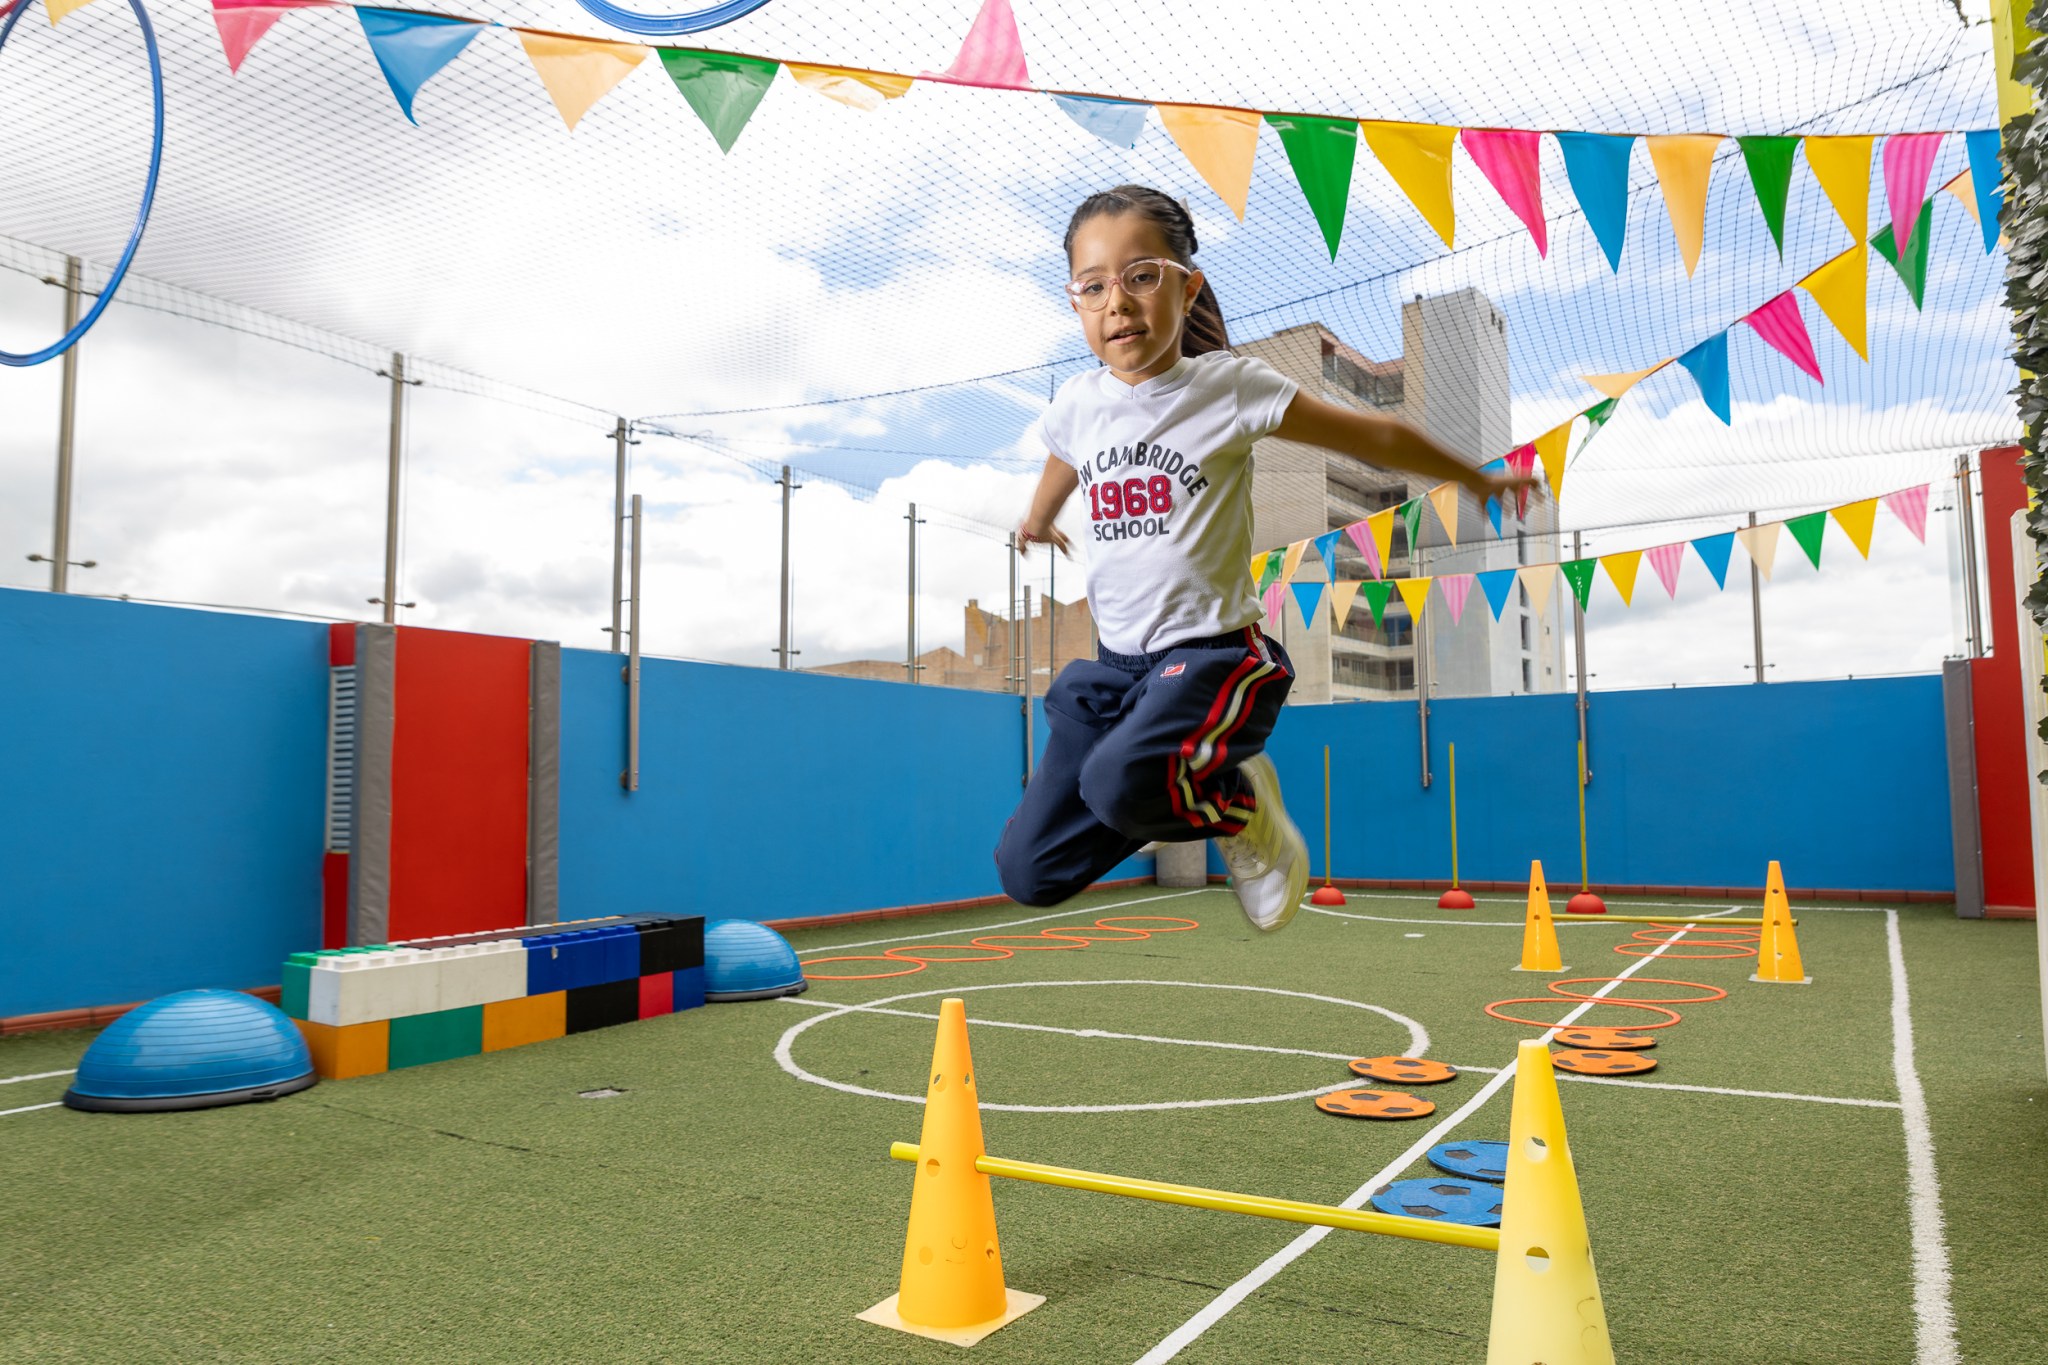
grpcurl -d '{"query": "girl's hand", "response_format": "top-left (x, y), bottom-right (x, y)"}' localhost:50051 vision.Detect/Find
top-left (1017, 517), bottom-right (1072, 557)
top-left (1468, 466), bottom-right (1543, 508)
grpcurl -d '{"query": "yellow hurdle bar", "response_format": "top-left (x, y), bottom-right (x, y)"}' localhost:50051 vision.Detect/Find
top-left (889, 1143), bottom-right (1501, 1253)
top-left (1558, 913), bottom-right (1789, 926)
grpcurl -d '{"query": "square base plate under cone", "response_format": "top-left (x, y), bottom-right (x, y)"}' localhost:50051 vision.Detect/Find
top-left (857, 1290), bottom-right (1046, 1347)
top-left (1749, 973), bottom-right (1813, 985)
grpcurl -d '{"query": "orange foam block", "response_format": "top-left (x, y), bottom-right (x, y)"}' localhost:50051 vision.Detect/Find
top-left (296, 1019), bottom-right (389, 1080)
top-left (483, 992), bottom-right (567, 1052)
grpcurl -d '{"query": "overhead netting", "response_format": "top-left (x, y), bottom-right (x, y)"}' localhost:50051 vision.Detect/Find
top-left (0, 0), bottom-right (2018, 651)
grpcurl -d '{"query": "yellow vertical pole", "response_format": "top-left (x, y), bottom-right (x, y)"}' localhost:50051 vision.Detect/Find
top-left (1447, 741), bottom-right (1460, 889)
top-left (1577, 740), bottom-right (1590, 892)
top-left (1322, 745), bottom-right (1333, 886)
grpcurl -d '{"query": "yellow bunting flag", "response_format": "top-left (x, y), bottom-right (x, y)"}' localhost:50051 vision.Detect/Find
top-left (1831, 498), bottom-right (1878, 558)
top-left (1798, 243), bottom-right (1869, 361)
top-left (1580, 361), bottom-right (1669, 400)
top-left (1394, 576), bottom-right (1433, 624)
top-left (1366, 507), bottom-right (1397, 570)
top-left (1600, 550), bottom-right (1642, 606)
top-left (1736, 521), bottom-right (1782, 580)
top-left (46, 0), bottom-right (99, 24)
top-left (1645, 133), bottom-right (1721, 277)
top-left (1943, 169), bottom-right (1981, 224)
top-left (1531, 419), bottom-right (1572, 497)
top-left (1426, 483), bottom-right (1461, 545)
top-left (1281, 538), bottom-right (1308, 582)
top-left (1330, 578), bottom-right (1363, 627)
top-left (787, 63), bottom-right (913, 110)
top-left (1803, 135), bottom-right (1874, 242)
top-left (1157, 105), bottom-right (1263, 220)
top-left (1519, 562), bottom-right (1559, 621)
top-left (1248, 554), bottom-right (1267, 586)
top-left (519, 32), bottom-right (648, 131)
top-left (1360, 121), bottom-right (1459, 247)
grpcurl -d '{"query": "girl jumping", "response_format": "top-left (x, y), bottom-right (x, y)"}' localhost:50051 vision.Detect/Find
top-left (996, 184), bottom-right (1533, 931)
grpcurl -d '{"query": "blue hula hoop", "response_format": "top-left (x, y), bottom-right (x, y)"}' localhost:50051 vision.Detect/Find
top-left (568, 0), bottom-right (773, 38)
top-left (0, 0), bottom-right (164, 367)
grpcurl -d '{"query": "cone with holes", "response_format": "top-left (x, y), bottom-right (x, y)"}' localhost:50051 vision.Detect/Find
top-left (1750, 860), bottom-right (1811, 984)
top-left (1515, 861), bottom-right (1565, 973)
top-left (858, 998), bottom-right (1043, 1346)
top-left (1486, 1040), bottom-right (1614, 1365)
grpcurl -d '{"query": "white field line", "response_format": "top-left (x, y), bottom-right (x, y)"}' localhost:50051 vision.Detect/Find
top-left (1888, 909), bottom-right (1959, 1364)
top-left (791, 888), bottom-right (1213, 956)
top-left (1309, 906), bottom-right (1744, 929)
top-left (1326, 891), bottom-right (1891, 913)
top-left (1132, 926), bottom-right (1707, 1364)
top-left (0, 1069), bottom-right (75, 1086)
top-left (0, 1101), bottom-right (61, 1118)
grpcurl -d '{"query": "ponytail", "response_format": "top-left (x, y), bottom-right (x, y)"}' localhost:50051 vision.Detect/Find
top-left (1063, 183), bottom-right (1230, 358)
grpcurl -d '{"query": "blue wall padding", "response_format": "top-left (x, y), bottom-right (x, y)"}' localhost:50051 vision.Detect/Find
top-left (0, 590), bottom-right (328, 1017)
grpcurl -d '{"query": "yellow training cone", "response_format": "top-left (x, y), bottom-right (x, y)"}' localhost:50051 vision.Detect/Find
top-left (1751, 860), bottom-right (1811, 984)
top-left (1487, 1041), bottom-right (1614, 1365)
top-left (1516, 860), bottom-right (1564, 972)
top-left (858, 998), bottom-right (1043, 1346)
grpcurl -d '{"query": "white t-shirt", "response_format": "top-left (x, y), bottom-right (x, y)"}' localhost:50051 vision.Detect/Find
top-left (1043, 351), bottom-right (1298, 655)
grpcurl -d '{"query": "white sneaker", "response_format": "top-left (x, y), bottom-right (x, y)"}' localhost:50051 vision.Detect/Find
top-left (1215, 753), bottom-right (1309, 932)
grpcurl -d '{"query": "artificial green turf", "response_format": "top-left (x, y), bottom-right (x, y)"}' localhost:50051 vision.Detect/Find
top-left (1, 887), bottom-right (2041, 1362)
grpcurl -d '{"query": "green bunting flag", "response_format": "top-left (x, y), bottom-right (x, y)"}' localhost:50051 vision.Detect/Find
top-left (1267, 113), bottom-right (1359, 259)
top-left (1736, 135), bottom-right (1798, 256)
top-left (1560, 557), bottom-right (1598, 609)
top-left (1360, 580), bottom-right (1393, 627)
top-left (1255, 547), bottom-right (1285, 591)
top-left (1785, 510), bottom-right (1827, 567)
top-left (660, 49), bottom-right (779, 154)
top-left (1398, 497), bottom-right (1425, 549)
top-left (1576, 396), bottom-right (1619, 455)
top-left (1871, 200), bottom-right (1934, 309)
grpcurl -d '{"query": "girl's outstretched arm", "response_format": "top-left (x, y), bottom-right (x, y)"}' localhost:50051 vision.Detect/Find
top-left (1272, 391), bottom-right (1539, 506)
top-left (1018, 455), bottom-right (1079, 556)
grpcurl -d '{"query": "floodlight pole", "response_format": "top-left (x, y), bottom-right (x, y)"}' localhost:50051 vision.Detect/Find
top-left (1048, 554), bottom-right (1057, 678)
top-left (1956, 453), bottom-right (1985, 657)
top-left (622, 493), bottom-right (642, 792)
top-left (48, 257), bottom-right (82, 594)
top-left (905, 502), bottom-right (924, 683)
top-left (1414, 540), bottom-right (1431, 790)
top-left (1572, 531), bottom-right (1590, 783)
top-left (610, 418), bottom-right (628, 652)
top-left (376, 352), bottom-right (419, 624)
top-left (773, 465), bottom-right (801, 669)
top-left (1006, 534), bottom-right (1020, 692)
top-left (1747, 511), bottom-right (1767, 680)
top-left (1022, 584), bottom-right (1034, 785)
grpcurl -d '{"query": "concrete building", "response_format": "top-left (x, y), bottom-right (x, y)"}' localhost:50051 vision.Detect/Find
top-left (807, 594), bottom-right (1094, 694)
top-left (1234, 288), bottom-right (1569, 703)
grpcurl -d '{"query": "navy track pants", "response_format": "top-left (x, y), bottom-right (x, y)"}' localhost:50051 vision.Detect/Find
top-left (994, 625), bottom-right (1293, 908)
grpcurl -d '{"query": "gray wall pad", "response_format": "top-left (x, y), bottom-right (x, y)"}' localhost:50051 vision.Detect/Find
top-left (1942, 658), bottom-right (1985, 919)
top-left (348, 624), bottom-right (397, 945)
top-left (529, 640), bottom-right (561, 926)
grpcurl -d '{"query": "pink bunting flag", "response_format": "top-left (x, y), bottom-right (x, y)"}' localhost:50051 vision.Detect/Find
top-left (1460, 128), bottom-right (1547, 257)
top-left (1505, 442), bottom-right (1536, 517)
top-left (925, 0), bottom-right (1031, 89)
top-left (1646, 542), bottom-right (1685, 598)
top-left (1883, 132), bottom-right (1943, 256)
top-left (212, 0), bottom-right (331, 74)
top-left (1883, 484), bottom-right (1930, 544)
top-left (1741, 291), bottom-right (1823, 385)
top-left (1440, 574), bottom-right (1474, 626)
top-left (1343, 521), bottom-right (1383, 578)
top-left (1262, 581), bottom-right (1286, 624)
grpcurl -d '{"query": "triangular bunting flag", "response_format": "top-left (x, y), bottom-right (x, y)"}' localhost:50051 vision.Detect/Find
top-left (1365, 509), bottom-right (1396, 574)
top-left (1330, 578), bottom-right (1363, 627)
top-left (1646, 542), bottom-right (1685, 598)
top-left (212, 0), bottom-right (332, 75)
top-left (926, 0), bottom-right (1030, 89)
top-left (1248, 554), bottom-right (1268, 589)
top-left (1871, 202), bottom-right (1933, 309)
top-left (1581, 362), bottom-right (1669, 400)
top-left (1831, 498), bottom-right (1878, 558)
top-left (1262, 580), bottom-right (1286, 625)
top-left (1476, 567), bottom-right (1518, 619)
top-left (1487, 495), bottom-right (1502, 538)
top-left (1281, 538), bottom-right (1308, 582)
top-left (1691, 531), bottom-right (1735, 588)
top-left (1964, 128), bottom-right (2003, 254)
top-left (1360, 580), bottom-right (1393, 627)
top-left (1257, 547), bottom-right (1285, 591)
top-left (1520, 563), bottom-right (1560, 621)
top-left (1461, 128), bottom-right (1548, 256)
top-left (1503, 444), bottom-right (1537, 518)
top-left (1554, 131), bottom-right (1634, 272)
top-left (1051, 95), bottom-right (1149, 148)
top-left (1785, 511), bottom-right (1826, 568)
top-left (1532, 421), bottom-right (1571, 497)
top-left (1394, 576), bottom-right (1433, 626)
top-left (1943, 169), bottom-right (1980, 224)
top-left (1742, 290), bottom-right (1823, 384)
top-left (1576, 396), bottom-right (1619, 454)
top-left (1736, 522), bottom-right (1781, 580)
top-left (1804, 134), bottom-right (1874, 242)
top-left (46, 0), bottom-right (97, 23)
top-left (1310, 528), bottom-right (1344, 577)
top-left (1360, 121), bottom-right (1458, 247)
top-left (1427, 483), bottom-right (1461, 544)
top-left (1676, 330), bottom-right (1732, 424)
top-left (1882, 132), bottom-right (1942, 256)
top-left (1157, 104), bottom-right (1262, 220)
top-left (1737, 135), bottom-right (1798, 256)
top-left (787, 63), bottom-right (912, 111)
top-left (1344, 521), bottom-right (1384, 579)
top-left (1646, 133), bottom-right (1721, 277)
top-left (1291, 579), bottom-right (1327, 627)
top-left (1798, 243), bottom-right (1869, 361)
top-left (1440, 574), bottom-right (1474, 626)
top-left (1884, 485), bottom-right (1930, 543)
top-left (1268, 114), bottom-right (1359, 259)
top-left (358, 8), bottom-right (482, 124)
top-left (660, 49), bottom-right (777, 153)
top-left (1397, 497), bottom-right (1425, 549)
top-left (1560, 558), bottom-right (1598, 610)
top-left (1600, 550), bottom-right (1642, 606)
top-left (521, 31), bottom-right (649, 131)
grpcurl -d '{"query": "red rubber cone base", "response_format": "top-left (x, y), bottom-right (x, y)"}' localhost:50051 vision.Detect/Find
top-left (1437, 889), bottom-right (1476, 910)
top-left (1310, 885), bottom-right (1347, 906)
top-left (1566, 892), bottom-right (1608, 915)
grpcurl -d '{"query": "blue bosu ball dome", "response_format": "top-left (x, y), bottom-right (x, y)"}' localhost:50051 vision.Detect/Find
top-left (703, 919), bottom-right (807, 1002)
top-left (63, 989), bottom-right (316, 1113)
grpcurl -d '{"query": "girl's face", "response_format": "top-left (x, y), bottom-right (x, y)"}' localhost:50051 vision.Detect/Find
top-left (1066, 212), bottom-right (1203, 384)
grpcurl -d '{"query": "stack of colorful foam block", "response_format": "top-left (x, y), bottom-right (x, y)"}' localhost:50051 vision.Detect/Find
top-left (281, 915), bottom-right (706, 1079)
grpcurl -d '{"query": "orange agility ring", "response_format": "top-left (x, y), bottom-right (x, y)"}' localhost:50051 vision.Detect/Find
top-left (1349, 1056), bottom-right (1458, 1085)
top-left (800, 955), bottom-right (928, 981)
top-left (1546, 977), bottom-right (1728, 1005)
top-left (1314, 1088), bottom-right (1437, 1120)
top-left (804, 914), bottom-right (1201, 981)
top-left (881, 944), bottom-right (1015, 964)
top-left (1550, 1049), bottom-right (1659, 1076)
top-left (1484, 997), bottom-right (1683, 1030)
top-left (1040, 926), bottom-right (1150, 941)
top-left (968, 934), bottom-right (1088, 952)
top-left (1613, 940), bottom-right (1758, 959)
top-left (1554, 1026), bottom-right (1656, 1050)
top-left (1093, 916), bottom-right (1200, 933)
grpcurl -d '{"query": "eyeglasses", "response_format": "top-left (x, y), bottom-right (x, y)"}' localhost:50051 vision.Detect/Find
top-left (1065, 258), bottom-right (1191, 310)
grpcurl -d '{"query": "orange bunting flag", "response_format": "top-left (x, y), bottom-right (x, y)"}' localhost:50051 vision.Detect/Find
top-left (1157, 104), bottom-right (1263, 220)
top-left (1360, 121), bottom-right (1459, 247)
top-left (1645, 134), bottom-right (1722, 277)
top-left (1804, 135), bottom-right (1874, 243)
top-left (1581, 361), bottom-right (1669, 400)
top-left (1600, 550), bottom-right (1643, 606)
top-left (1942, 168), bottom-right (1981, 224)
top-left (1798, 243), bottom-right (1869, 361)
top-left (1736, 521), bottom-right (1782, 580)
top-left (1394, 576), bottom-right (1433, 625)
top-left (787, 63), bottom-right (913, 110)
top-left (1831, 498), bottom-right (1878, 558)
top-left (1330, 578), bottom-right (1364, 627)
top-left (1281, 538), bottom-right (1308, 582)
top-left (520, 31), bottom-right (648, 130)
top-left (1531, 419), bottom-right (1572, 497)
top-left (46, 0), bottom-right (99, 23)
top-left (1519, 563), bottom-right (1559, 621)
top-left (1365, 507), bottom-right (1397, 571)
top-left (1427, 483), bottom-right (1461, 545)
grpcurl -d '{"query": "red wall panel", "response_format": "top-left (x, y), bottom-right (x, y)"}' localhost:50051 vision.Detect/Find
top-left (1972, 445), bottom-right (2036, 914)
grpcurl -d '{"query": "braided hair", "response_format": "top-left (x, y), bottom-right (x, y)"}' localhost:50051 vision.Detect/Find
top-left (1062, 185), bottom-right (1230, 357)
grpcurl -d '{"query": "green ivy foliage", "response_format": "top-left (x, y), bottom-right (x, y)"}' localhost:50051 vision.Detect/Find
top-left (2009, 5), bottom-right (2048, 773)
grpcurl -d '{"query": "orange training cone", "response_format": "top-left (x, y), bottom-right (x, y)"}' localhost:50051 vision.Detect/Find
top-left (858, 998), bottom-right (1044, 1346)
top-left (1751, 860), bottom-right (1810, 984)
top-left (1486, 1041), bottom-right (1614, 1364)
top-left (1515, 861), bottom-right (1564, 973)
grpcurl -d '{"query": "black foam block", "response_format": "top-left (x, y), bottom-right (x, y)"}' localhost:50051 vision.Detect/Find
top-left (565, 979), bottom-right (640, 1034)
